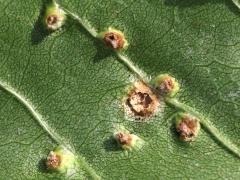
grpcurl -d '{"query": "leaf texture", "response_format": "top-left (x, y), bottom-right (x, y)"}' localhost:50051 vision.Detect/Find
top-left (0, 0), bottom-right (240, 179)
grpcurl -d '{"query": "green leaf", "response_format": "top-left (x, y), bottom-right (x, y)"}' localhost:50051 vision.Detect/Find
top-left (0, 0), bottom-right (240, 179)
top-left (233, 0), bottom-right (240, 8)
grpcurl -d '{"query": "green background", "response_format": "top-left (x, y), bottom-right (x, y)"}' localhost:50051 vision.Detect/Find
top-left (0, 0), bottom-right (239, 179)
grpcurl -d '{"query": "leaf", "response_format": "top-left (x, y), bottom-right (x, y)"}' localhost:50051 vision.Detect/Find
top-left (0, 0), bottom-right (240, 179)
top-left (233, 0), bottom-right (240, 8)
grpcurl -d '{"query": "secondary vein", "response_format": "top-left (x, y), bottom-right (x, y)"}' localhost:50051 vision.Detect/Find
top-left (63, 7), bottom-right (148, 81)
top-left (116, 52), bottom-right (148, 81)
top-left (63, 8), bottom-right (98, 38)
top-left (0, 80), bottom-right (100, 179)
top-left (0, 80), bottom-right (65, 147)
top-left (166, 98), bottom-right (240, 159)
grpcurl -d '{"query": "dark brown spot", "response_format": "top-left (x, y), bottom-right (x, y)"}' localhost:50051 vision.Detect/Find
top-left (116, 132), bottom-right (132, 145)
top-left (47, 15), bottom-right (58, 26)
top-left (46, 152), bottom-right (61, 169)
top-left (177, 117), bottom-right (199, 141)
top-left (103, 32), bottom-right (124, 49)
top-left (125, 81), bottom-right (160, 120)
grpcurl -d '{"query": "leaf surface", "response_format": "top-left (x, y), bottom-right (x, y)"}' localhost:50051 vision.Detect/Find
top-left (0, 0), bottom-right (240, 179)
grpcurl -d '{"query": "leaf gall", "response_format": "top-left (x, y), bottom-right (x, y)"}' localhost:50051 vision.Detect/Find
top-left (124, 81), bottom-right (160, 120)
top-left (99, 28), bottom-right (128, 50)
top-left (114, 128), bottom-right (143, 151)
top-left (46, 146), bottom-right (78, 173)
top-left (43, 1), bottom-right (66, 30)
top-left (153, 74), bottom-right (179, 97)
top-left (175, 113), bottom-right (200, 142)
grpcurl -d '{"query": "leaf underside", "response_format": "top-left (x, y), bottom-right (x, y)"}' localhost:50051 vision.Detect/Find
top-left (0, 0), bottom-right (240, 179)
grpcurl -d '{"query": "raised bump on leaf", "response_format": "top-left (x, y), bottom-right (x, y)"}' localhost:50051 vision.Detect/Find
top-left (153, 74), bottom-right (179, 98)
top-left (113, 126), bottom-right (143, 151)
top-left (99, 27), bottom-right (128, 50)
top-left (46, 146), bottom-right (78, 173)
top-left (124, 81), bottom-right (160, 120)
top-left (175, 112), bottom-right (200, 142)
top-left (43, 0), bottom-right (66, 30)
